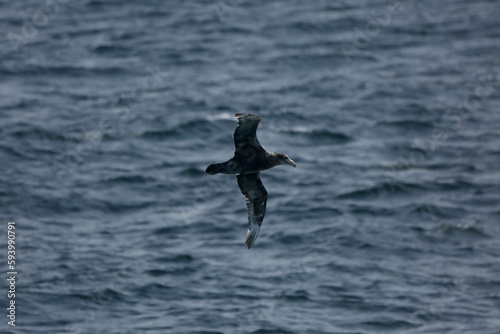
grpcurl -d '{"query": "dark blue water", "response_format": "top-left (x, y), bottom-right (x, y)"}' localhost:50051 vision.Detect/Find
top-left (1, 0), bottom-right (500, 333)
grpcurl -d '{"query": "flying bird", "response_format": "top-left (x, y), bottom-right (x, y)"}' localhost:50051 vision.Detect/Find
top-left (205, 113), bottom-right (297, 249)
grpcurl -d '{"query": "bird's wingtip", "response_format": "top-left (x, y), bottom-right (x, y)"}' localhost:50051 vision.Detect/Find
top-left (234, 113), bottom-right (261, 121)
top-left (245, 225), bottom-right (261, 250)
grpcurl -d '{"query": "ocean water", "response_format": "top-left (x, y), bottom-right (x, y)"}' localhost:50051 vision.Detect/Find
top-left (1, 0), bottom-right (500, 333)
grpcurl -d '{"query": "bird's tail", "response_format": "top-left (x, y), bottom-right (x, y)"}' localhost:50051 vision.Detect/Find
top-left (245, 224), bottom-right (261, 249)
top-left (205, 163), bottom-right (224, 175)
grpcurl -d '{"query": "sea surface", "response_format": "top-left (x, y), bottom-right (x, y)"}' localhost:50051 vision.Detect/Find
top-left (1, 0), bottom-right (500, 333)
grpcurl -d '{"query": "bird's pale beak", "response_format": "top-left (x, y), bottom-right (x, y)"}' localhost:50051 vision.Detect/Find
top-left (286, 158), bottom-right (297, 168)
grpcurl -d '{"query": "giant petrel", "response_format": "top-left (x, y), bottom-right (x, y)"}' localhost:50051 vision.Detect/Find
top-left (205, 113), bottom-right (297, 249)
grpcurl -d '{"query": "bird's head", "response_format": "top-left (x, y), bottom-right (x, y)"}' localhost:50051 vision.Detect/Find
top-left (276, 153), bottom-right (297, 168)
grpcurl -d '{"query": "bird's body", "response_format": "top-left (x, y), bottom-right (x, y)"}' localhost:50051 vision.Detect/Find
top-left (205, 151), bottom-right (288, 175)
top-left (205, 113), bottom-right (296, 249)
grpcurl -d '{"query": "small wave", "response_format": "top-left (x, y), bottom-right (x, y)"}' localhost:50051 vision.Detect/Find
top-left (337, 181), bottom-right (424, 200)
top-left (272, 233), bottom-right (303, 245)
top-left (376, 120), bottom-right (434, 130)
top-left (269, 16), bottom-right (363, 33)
top-left (145, 267), bottom-right (195, 277)
top-left (406, 203), bottom-right (468, 219)
top-left (207, 112), bottom-right (236, 121)
top-left (153, 225), bottom-right (189, 235)
top-left (86, 0), bottom-right (106, 7)
top-left (11, 127), bottom-right (67, 141)
top-left (134, 283), bottom-right (172, 296)
top-left (179, 167), bottom-right (206, 177)
top-left (0, 64), bottom-right (125, 76)
top-left (288, 126), bottom-right (311, 133)
top-left (154, 254), bottom-right (194, 263)
top-left (432, 179), bottom-right (475, 191)
top-left (1, 99), bottom-right (31, 110)
top-left (285, 128), bottom-right (351, 145)
top-left (0, 145), bottom-right (26, 158)
top-left (139, 10), bottom-right (171, 18)
top-left (283, 290), bottom-right (309, 302)
top-left (140, 119), bottom-right (217, 140)
top-left (96, 199), bottom-right (154, 213)
top-left (361, 318), bottom-right (413, 330)
top-left (92, 44), bottom-right (131, 54)
top-left (75, 288), bottom-right (124, 303)
top-left (349, 205), bottom-right (395, 216)
top-left (251, 329), bottom-right (296, 334)
top-left (437, 224), bottom-right (487, 237)
top-left (140, 129), bottom-right (176, 139)
top-left (103, 175), bottom-right (154, 184)
top-left (219, 26), bottom-right (254, 35)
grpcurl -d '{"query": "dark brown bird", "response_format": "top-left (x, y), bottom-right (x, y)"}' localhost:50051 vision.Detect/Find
top-left (205, 113), bottom-right (297, 249)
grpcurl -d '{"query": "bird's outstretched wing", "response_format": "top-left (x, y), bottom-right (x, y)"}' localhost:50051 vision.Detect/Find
top-left (234, 113), bottom-right (264, 158)
top-left (236, 172), bottom-right (268, 249)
